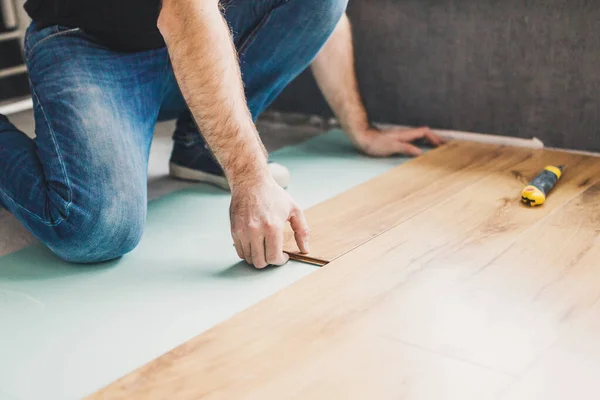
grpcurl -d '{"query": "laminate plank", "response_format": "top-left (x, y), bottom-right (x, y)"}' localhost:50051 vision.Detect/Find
top-left (375, 181), bottom-right (600, 375)
top-left (284, 141), bottom-right (534, 264)
top-left (503, 301), bottom-right (600, 400)
top-left (90, 148), bottom-right (600, 399)
top-left (90, 329), bottom-right (512, 400)
top-left (89, 266), bottom-right (513, 400)
top-left (217, 334), bottom-right (512, 400)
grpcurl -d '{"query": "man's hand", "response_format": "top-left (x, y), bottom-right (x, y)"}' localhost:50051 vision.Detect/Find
top-left (352, 126), bottom-right (445, 158)
top-left (230, 178), bottom-right (310, 269)
top-left (311, 14), bottom-right (445, 158)
top-left (159, 0), bottom-right (310, 269)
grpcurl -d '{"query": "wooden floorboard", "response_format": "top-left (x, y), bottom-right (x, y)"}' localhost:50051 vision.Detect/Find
top-left (91, 145), bottom-right (600, 399)
top-left (503, 299), bottom-right (600, 400)
top-left (373, 180), bottom-right (600, 374)
top-left (284, 141), bottom-right (534, 264)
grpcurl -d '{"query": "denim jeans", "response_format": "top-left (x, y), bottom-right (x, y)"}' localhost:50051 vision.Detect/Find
top-left (0, 0), bottom-right (347, 263)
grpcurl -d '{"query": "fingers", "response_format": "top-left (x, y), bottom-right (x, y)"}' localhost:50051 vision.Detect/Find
top-left (393, 126), bottom-right (431, 142)
top-left (423, 130), bottom-right (445, 146)
top-left (251, 234), bottom-right (268, 269)
top-left (233, 223), bottom-right (289, 268)
top-left (394, 142), bottom-right (423, 157)
top-left (232, 227), bottom-right (253, 264)
top-left (231, 224), bottom-right (252, 265)
top-left (232, 233), bottom-right (244, 260)
top-left (289, 207), bottom-right (310, 254)
top-left (386, 127), bottom-right (447, 157)
top-left (265, 224), bottom-right (290, 266)
top-left (229, 187), bottom-right (305, 269)
top-left (241, 237), bottom-right (253, 265)
top-left (392, 127), bottom-right (445, 147)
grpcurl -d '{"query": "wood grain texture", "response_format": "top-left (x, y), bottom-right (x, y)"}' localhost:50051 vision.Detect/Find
top-left (90, 146), bottom-right (600, 399)
top-left (503, 298), bottom-right (600, 400)
top-left (285, 141), bottom-right (534, 264)
top-left (374, 180), bottom-right (600, 374)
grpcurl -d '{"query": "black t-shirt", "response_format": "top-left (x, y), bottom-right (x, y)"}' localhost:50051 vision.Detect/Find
top-left (24, 0), bottom-right (164, 52)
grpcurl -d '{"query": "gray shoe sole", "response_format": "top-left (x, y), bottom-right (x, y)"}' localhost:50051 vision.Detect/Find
top-left (169, 162), bottom-right (291, 191)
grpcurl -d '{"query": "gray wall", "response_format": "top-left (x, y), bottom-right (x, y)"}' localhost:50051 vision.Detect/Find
top-left (271, 0), bottom-right (600, 152)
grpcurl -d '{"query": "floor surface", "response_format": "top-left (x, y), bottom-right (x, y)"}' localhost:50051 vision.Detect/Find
top-left (0, 115), bottom-right (409, 399)
top-left (94, 141), bottom-right (600, 400)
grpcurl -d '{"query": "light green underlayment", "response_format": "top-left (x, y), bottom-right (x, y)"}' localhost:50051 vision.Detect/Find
top-left (0, 130), bottom-right (409, 400)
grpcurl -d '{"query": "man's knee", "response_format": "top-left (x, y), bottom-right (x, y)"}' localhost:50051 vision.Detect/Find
top-left (327, 0), bottom-right (349, 17)
top-left (313, 0), bottom-right (348, 29)
top-left (288, 0), bottom-right (346, 45)
top-left (49, 195), bottom-right (146, 264)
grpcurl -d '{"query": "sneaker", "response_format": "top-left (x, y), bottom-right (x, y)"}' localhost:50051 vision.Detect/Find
top-left (169, 142), bottom-right (291, 191)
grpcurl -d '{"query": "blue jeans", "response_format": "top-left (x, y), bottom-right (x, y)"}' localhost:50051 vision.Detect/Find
top-left (0, 0), bottom-right (347, 263)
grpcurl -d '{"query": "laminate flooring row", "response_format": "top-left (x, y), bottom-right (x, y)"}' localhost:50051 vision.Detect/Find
top-left (90, 142), bottom-right (600, 399)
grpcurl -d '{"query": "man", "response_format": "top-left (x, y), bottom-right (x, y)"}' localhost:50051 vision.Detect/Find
top-left (0, 0), bottom-right (442, 268)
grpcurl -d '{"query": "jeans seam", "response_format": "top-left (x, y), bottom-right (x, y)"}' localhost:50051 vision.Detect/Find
top-left (32, 86), bottom-right (74, 208)
top-left (0, 85), bottom-right (68, 226)
top-left (237, 9), bottom-right (276, 55)
top-left (25, 27), bottom-right (81, 60)
top-left (0, 187), bottom-right (63, 227)
top-left (23, 86), bottom-right (73, 226)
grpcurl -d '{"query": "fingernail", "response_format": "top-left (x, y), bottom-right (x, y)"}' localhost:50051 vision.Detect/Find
top-left (304, 241), bottom-right (310, 252)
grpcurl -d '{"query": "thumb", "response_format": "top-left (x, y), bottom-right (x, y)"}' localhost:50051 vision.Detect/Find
top-left (289, 207), bottom-right (310, 254)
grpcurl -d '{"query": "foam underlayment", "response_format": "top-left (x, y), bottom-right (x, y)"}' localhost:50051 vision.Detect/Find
top-left (0, 130), bottom-right (409, 400)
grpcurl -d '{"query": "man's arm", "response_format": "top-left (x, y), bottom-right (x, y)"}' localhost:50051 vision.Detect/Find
top-left (311, 14), bottom-right (444, 157)
top-left (158, 0), bottom-right (309, 268)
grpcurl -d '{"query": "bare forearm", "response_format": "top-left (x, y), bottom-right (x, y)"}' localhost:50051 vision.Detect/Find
top-left (311, 14), bottom-right (370, 145)
top-left (158, 0), bottom-right (268, 189)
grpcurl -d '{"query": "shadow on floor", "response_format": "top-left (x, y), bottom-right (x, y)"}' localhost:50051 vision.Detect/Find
top-left (213, 261), bottom-right (285, 279)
